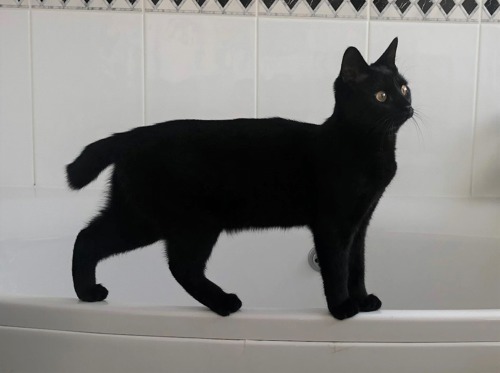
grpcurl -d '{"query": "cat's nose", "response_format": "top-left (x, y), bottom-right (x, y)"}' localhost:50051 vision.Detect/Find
top-left (406, 106), bottom-right (414, 117)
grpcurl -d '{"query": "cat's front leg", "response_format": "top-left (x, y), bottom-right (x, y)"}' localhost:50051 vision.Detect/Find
top-left (348, 205), bottom-right (382, 313)
top-left (311, 220), bottom-right (359, 320)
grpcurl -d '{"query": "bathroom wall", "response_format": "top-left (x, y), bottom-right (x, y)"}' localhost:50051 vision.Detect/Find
top-left (1, 0), bottom-right (499, 198)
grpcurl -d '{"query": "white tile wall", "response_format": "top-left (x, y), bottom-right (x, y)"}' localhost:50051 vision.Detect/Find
top-left (473, 23), bottom-right (500, 197)
top-left (31, 11), bottom-right (143, 189)
top-left (145, 14), bottom-right (256, 124)
top-left (0, 9), bottom-right (33, 187)
top-left (258, 18), bottom-right (367, 124)
top-left (369, 22), bottom-right (478, 197)
top-left (0, 8), bottom-right (498, 200)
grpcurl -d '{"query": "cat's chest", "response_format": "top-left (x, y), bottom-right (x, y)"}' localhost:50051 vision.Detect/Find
top-left (352, 152), bottom-right (397, 192)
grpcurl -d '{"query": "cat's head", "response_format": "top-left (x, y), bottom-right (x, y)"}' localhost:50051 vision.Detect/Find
top-left (333, 37), bottom-right (413, 133)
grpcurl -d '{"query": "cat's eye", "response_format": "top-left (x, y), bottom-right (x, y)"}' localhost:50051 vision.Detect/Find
top-left (401, 85), bottom-right (409, 96)
top-left (375, 91), bottom-right (387, 102)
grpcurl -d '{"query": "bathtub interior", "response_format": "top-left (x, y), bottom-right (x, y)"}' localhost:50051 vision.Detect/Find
top-left (1, 187), bottom-right (499, 312)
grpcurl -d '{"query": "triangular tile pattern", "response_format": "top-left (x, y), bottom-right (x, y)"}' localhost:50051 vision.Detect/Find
top-left (0, 0), bottom-right (27, 8)
top-left (448, 4), bottom-right (468, 19)
top-left (265, 0), bottom-right (291, 14)
top-left (328, 0), bottom-right (343, 9)
top-left (483, 0), bottom-right (500, 20)
top-left (314, 0), bottom-right (334, 15)
top-left (439, 0), bottom-right (456, 15)
top-left (370, 0), bottom-right (421, 19)
top-left (157, 0), bottom-right (176, 10)
top-left (374, 1), bottom-right (404, 18)
top-left (62, 0), bottom-right (81, 7)
top-left (373, 0), bottom-right (389, 13)
top-left (291, 0), bottom-right (312, 14)
top-left (245, 0), bottom-right (256, 13)
top-left (40, 0), bottom-right (61, 7)
top-left (144, 0), bottom-right (157, 10)
top-left (224, 0), bottom-right (245, 13)
top-left (395, 0), bottom-right (412, 13)
top-left (30, 0), bottom-right (140, 9)
top-left (402, 1), bottom-right (424, 17)
top-left (88, 0), bottom-right (110, 8)
top-left (305, 0), bottom-right (321, 10)
top-left (199, 0), bottom-right (221, 12)
top-left (283, 0), bottom-right (299, 10)
top-left (260, 0), bottom-right (363, 15)
top-left (425, 4), bottom-right (447, 20)
top-left (336, 0), bottom-right (359, 16)
top-left (178, 0), bottom-right (200, 12)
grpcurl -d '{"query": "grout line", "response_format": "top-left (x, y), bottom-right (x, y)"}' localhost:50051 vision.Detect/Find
top-left (141, 0), bottom-right (147, 126)
top-left (469, 0), bottom-right (483, 197)
top-left (255, 0), bottom-right (259, 119)
top-left (365, 0), bottom-right (370, 61)
top-left (28, 0), bottom-right (37, 187)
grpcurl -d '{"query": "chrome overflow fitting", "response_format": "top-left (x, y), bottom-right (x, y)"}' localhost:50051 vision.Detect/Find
top-left (308, 248), bottom-right (321, 272)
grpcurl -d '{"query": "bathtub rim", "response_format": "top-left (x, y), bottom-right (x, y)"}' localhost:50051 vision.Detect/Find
top-left (0, 296), bottom-right (498, 343)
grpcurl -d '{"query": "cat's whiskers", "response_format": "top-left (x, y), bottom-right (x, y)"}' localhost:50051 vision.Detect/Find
top-left (411, 109), bottom-right (425, 144)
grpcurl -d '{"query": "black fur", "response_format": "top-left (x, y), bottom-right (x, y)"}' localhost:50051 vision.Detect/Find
top-left (68, 38), bottom-right (413, 320)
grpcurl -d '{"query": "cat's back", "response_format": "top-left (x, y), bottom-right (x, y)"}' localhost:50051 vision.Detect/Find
top-left (127, 117), bottom-right (319, 159)
top-left (153, 117), bottom-right (317, 142)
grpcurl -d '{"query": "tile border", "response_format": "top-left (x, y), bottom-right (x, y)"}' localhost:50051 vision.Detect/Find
top-left (29, 0), bottom-right (143, 11)
top-left (0, 0), bottom-right (28, 8)
top-left (145, 0), bottom-right (256, 16)
top-left (0, 0), bottom-right (494, 20)
top-left (370, 0), bottom-right (481, 22)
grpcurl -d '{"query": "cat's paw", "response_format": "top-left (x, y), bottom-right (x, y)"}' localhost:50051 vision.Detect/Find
top-left (77, 284), bottom-right (109, 302)
top-left (211, 293), bottom-right (242, 317)
top-left (358, 294), bottom-right (382, 312)
top-left (328, 298), bottom-right (359, 320)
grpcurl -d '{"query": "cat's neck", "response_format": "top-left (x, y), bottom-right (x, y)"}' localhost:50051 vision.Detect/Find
top-left (323, 109), bottom-right (397, 152)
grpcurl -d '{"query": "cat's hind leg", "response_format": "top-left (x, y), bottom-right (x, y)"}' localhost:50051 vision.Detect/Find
top-left (72, 211), bottom-right (158, 302)
top-left (165, 224), bottom-right (242, 316)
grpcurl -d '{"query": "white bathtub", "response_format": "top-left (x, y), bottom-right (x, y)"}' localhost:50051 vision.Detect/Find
top-left (0, 187), bottom-right (499, 373)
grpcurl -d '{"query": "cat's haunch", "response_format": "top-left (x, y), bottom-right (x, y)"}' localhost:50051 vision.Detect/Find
top-left (68, 37), bottom-right (412, 320)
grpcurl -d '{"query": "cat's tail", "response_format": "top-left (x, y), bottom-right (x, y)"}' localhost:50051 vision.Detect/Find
top-left (66, 134), bottom-right (122, 190)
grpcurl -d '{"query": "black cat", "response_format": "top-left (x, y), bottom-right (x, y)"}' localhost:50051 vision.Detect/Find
top-left (67, 37), bottom-right (412, 320)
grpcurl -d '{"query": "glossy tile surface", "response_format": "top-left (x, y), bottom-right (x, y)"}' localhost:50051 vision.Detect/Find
top-left (31, 11), bottom-right (143, 188)
top-left (472, 24), bottom-right (500, 196)
top-left (145, 14), bottom-right (256, 124)
top-left (0, 10), bottom-right (33, 187)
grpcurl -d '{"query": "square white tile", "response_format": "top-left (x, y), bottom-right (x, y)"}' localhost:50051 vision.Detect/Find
top-left (370, 22), bottom-right (478, 197)
top-left (0, 9), bottom-right (33, 187)
top-left (31, 10), bottom-right (143, 189)
top-left (472, 24), bottom-right (500, 197)
top-left (145, 14), bottom-right (256, 124)
top-left (257, 18), bottom-right (367, 124)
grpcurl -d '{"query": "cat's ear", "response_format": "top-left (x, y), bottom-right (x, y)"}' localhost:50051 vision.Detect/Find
top-left (340, 46), bottom-right (369, 83)
top-left (374, 37), bottom-right (398, 68)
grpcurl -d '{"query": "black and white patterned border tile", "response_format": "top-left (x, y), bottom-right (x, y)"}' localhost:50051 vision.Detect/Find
top-left (30, 0), bottom-right (142, 10)
top-left (371, 0), bottom-right (480, 21)
top-left (482, 0), bottom-right (500, 20)
top-left (145, 0), bottom-right (256, 15)
top-left (259, 0), bottom-right (367, 18)
top-left (0, 0), bottom-right (28, 8)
